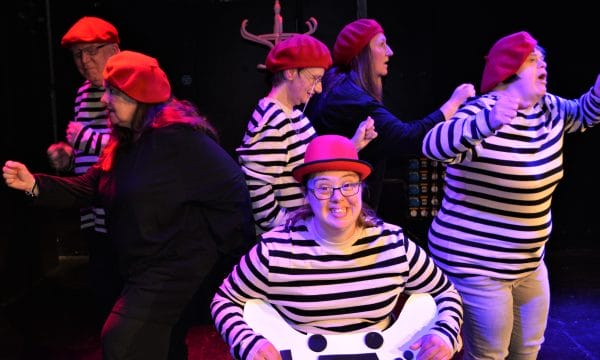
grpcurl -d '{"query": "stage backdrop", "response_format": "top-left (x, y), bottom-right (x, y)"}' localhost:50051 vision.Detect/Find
top-left (2, 0), bottom-right (598, 302)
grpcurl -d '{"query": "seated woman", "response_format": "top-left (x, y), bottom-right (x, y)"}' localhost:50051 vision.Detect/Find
top-left (211, 134), bottom-right (463, 360)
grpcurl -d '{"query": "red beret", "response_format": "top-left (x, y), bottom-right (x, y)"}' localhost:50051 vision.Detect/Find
top-left (292, 134), bottom-right (372, 182)
top-left (480, 31), bottom-right (537, 94)
top-left (103, 51), bottom-right (171, 104)
top-left (333, 19), bottom-right (383, 66)
top-left (265, 34), bottom-right (332, 73)
top-left (61, 16), bottom-right (120, 47)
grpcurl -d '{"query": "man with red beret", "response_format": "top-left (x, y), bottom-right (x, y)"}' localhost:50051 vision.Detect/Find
top-left (236, 34), bottom-right (377, 232)
top-left (306, 18), bottom-right (475, 212)
top-left (422, 30), bottom-right (600, 359)
top-left (46, 15), bottom-right (123, 330)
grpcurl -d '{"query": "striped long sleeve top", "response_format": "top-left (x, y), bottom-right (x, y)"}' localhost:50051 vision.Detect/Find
top-left (422, 89), bottom-right (600, 280)
top-left (211, 219), bottom-right (463, 360)
top-left (236, 97), bottom-right (316, 231)
top-left (71, 80), bottom-right (112, 232)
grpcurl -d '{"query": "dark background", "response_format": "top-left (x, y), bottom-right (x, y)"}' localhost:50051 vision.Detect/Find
top-left (2, 0), bottom-right (598, 303)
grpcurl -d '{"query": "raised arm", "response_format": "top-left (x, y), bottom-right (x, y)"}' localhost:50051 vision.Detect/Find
top-left (439, 83), bottom-right (476, 120)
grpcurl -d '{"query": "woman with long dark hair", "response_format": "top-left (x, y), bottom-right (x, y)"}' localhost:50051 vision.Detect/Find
top-left (3, 50), bottom-right (255, 359)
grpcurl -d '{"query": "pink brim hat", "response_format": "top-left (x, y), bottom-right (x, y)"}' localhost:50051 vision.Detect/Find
top-left (292, 134), bottom-right (372, 182)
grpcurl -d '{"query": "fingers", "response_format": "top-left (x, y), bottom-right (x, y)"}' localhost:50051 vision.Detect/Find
top-left (490, 95), bottom-right (519, 128)
top-left (254, 342), bottom-right (282, 360)
top-left (66, 122), bottom-right (84, 144)
top-left (361, 116), bottom-right (377, 139)
top-left (463, 83), bottom-right (476, 98)
top-left (3, 161), bottom-right (28, 190)
top-left (4, 160), bottom-right (22, 172)
top-left (411, 334), bottom-right (453, 360)
top-left (453, 83), bottom-right (476, 100)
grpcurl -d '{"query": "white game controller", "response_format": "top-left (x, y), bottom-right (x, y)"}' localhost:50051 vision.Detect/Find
top-left (244, 293), bottom-right (437, 360)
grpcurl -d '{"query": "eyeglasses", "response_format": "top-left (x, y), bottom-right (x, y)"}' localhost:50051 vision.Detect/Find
top-left (300, 69), bottom-right (323, 112)
top-left (72, 44), bottom-right (109, 59)
top-left (308, 182), bottom-right (361, 200)
top-left (300, 69), bottom-right (323, 87)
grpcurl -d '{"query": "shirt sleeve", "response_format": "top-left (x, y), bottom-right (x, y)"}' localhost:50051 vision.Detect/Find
top-left (33, 165), bottom-right (100, 208)
top-left (403, 237), bottom-right (464, 353)
top-left (211, 240), bottom-right (273, 360)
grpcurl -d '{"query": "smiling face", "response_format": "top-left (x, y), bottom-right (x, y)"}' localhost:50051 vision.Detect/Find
top-left (307, 170), bottom-right (362, 241)
top-left (70, 42), bottom-right (118, 87)
top-left (293, 67), bottom-right (325, 106)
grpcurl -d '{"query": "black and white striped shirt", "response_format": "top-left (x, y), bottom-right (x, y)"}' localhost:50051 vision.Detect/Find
top-left (236, 97), bottom-right (316, 231)
top-left (71, 81), bottom-right (111, 233)
top-left (422, 90), bottom-right (600, 279)
top-left (211, 219), bottom-right (463, 360)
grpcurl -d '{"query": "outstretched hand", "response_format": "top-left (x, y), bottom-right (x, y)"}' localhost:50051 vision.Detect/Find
top-left (351, 116), bottom-right (378, 151)
top-left (3, 161), bottom-right (35, 192)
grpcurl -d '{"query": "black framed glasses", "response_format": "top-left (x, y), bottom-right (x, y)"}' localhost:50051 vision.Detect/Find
top-left (72, 44), bottom-right (109, 59)
top-left (308, 182), bottom-right (362, 200)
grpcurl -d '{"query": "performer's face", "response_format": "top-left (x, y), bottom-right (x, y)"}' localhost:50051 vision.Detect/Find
top-left (101, 85), bottom-right (138, 128)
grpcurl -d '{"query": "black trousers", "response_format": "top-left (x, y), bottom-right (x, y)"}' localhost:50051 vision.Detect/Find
top-left (85, 229), bottom-right (123, 322)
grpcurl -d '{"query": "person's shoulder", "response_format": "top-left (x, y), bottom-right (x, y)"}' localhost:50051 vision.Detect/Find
top-left (363, 221), bottom-right (405, 238)
top-left (152, 123), bottom-right (190, 136)
top-left (75, 80), bottom-right (102, 96)
top-left (329, 75), bottom-right (363, 97)
top-left (456, 94), bottom-right (494, 114)
top-left (259, 224), bottom-right (294, 245)
top-left (153, 124), bottom-right (219, 149)
top-left (377, 221), bottom-right (402, 232)
top-left (263, 219), bottom-right (309, 240)
top-left (78, 79), bottom-right (93, 89)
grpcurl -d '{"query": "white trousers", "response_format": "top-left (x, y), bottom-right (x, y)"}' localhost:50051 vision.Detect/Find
top-left (449, 262), bottom-right (550, 360)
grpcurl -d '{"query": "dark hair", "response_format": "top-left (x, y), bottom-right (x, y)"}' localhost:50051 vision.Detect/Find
top-left (270, 71), bottom-right (287, 87)
top-left (99, 98), bottom-right (218, 171)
